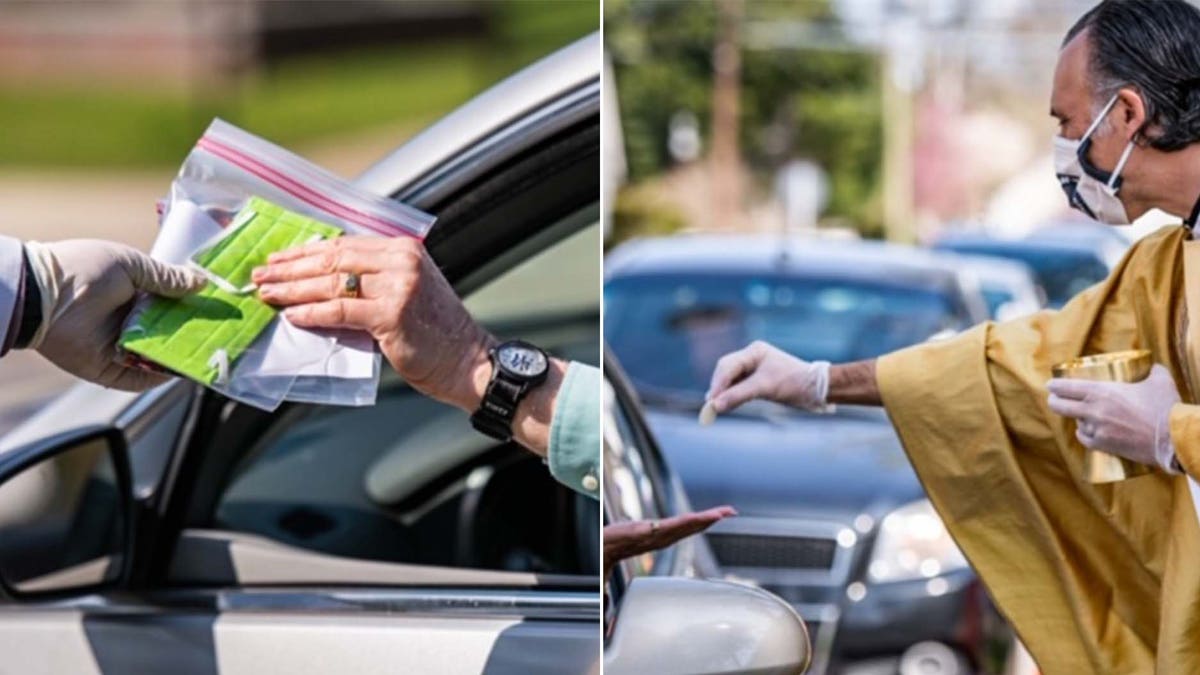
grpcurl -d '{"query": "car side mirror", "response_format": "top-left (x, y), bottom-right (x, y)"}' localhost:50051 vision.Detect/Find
top-left (0, 426), bottom-right (132, 598)
top-left (605, 577), bottom-right (811, 675)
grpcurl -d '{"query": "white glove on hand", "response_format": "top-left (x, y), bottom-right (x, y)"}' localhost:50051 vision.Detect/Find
top-left (23, 240), bottom-right (206, 391)
top-left (706, 340), bottom-right (832, 414)
top-left (1046, 364), bottom-right (1182, 472)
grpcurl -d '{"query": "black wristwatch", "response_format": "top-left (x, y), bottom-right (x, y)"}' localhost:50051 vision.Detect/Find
top-left (470, 340), bottom-right (550, 442)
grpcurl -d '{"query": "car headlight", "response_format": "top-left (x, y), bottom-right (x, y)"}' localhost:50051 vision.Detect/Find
top-left (868, 499), bottom-right (967, 583)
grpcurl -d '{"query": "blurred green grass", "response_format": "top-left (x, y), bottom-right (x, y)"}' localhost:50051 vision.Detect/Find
top-left (0, 0), bottom-right (598, 168)
top-left (0, 43), bottom-right (480, 168)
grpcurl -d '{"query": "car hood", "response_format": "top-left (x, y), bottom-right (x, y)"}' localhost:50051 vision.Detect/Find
top-left (645, 405), bottom-right (925, 522)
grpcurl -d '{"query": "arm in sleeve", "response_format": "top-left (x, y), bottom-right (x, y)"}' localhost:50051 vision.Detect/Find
top-left (0, 236), bottom-right (24, 357)
top-left (547, 361), bottom-right (600, 500)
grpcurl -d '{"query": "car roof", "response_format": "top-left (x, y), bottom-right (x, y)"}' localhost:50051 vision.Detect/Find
top-left (932, 231), bottom-right (1103, 256)
top-left (948, 253), bottom-right (1036, 284)
top-left (1026, 220), bottom-right (1131, 246)
top-left (605, 234), bottom-right (968, 289)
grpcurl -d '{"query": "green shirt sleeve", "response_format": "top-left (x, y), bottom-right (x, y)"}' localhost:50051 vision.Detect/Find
top-left (547, 361), bottom-right (600, 500)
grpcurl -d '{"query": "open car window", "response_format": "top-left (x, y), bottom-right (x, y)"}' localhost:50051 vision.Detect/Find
top-left (172, 219), bottom-right (600, 585)
top-left (466, 219), bottom-right (600, 326)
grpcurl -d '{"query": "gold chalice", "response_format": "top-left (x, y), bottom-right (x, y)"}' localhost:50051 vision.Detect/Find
top-left (1052, 349), bottom-right (1154, 483)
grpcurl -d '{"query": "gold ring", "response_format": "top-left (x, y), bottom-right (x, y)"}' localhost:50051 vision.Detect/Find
top-left (342, 272), bottom-right (361, 299)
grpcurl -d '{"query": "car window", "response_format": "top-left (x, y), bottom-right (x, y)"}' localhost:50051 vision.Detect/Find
top-left (466, 221), bottom-right (600, 324)
top-left (602, 378), bottom-right (662, 579)
top-left (197, 220), bottom-right (600, 576)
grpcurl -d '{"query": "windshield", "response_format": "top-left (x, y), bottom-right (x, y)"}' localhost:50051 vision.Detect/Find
top-left (605, 273), bottom-right (967, 399)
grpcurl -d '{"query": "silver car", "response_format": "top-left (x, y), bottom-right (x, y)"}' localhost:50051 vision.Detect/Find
top-left (0, 33), bottom-right (600, 675)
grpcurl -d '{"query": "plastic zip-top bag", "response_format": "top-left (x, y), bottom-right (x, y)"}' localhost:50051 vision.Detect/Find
top-left (122, 119), bottom-right (435, 411)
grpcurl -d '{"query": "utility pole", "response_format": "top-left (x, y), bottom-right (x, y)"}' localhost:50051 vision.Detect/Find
top-left (711, 0), bottom-right (743, 231)
top-left (881, 15), bottom-right (920, 243)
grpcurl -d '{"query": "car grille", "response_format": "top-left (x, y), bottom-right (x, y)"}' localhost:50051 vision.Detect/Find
top-left (708, 532), bottom-right (838, 571)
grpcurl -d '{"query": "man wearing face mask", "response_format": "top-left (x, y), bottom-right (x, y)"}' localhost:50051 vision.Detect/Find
top-left (704, 1), bottom-right (1200, 673)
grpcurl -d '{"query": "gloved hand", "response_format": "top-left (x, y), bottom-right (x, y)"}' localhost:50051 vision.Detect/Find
top-left (706, 340), bottom-right (832, 414)
top-left (1046, 364), bottom-right (1182, 472)
top-left (24, 240), bottom-right (206, 391)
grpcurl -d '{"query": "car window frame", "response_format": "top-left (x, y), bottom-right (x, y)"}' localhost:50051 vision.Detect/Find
top-left (601, 351), bottom-right (682, 578)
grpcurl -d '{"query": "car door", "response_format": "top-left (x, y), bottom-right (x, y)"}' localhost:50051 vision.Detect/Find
top-left (0, 34), bottom-right (600, 675)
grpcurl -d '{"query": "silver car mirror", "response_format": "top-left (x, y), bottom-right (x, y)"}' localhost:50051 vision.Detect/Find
top-left (0, 426), bottom-right (132, 598)
top-left (605, 577), bottom-right (812, 675)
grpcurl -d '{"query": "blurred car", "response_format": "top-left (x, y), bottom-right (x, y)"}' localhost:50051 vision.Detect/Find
top-left (602, 352), bottom-right (812, 675)
top-left (950, 255), bottom-right (1045, 322)
top-left (605, 234), bottom-right (1014, 675)
top-left (1024, 219), bottom-right (1133, 255)
top-left (0, 33), bottom-right (601, 675)
top-left (932, 229), bottom-right (1123, 309)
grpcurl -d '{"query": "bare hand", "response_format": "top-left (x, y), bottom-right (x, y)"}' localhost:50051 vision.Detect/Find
top-left (603, 506), bottom-right (736, 581)
top-left (254, 236), bottom-right (494, 412)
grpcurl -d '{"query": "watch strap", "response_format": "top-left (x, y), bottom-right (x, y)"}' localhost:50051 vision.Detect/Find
top-left (470, 371), bottom-right (525, 442)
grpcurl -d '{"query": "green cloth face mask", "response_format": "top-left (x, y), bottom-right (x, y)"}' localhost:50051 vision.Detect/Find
top-left (120, 196), bottom-right (342, 385)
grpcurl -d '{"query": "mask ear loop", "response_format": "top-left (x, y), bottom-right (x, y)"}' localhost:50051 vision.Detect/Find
top-left (1080, 92), bottom-right (1137, 195)
top-left (1105, 139), bottom-right (1137, 194)
top-left (1083, 93), bottom-right (1121, 140)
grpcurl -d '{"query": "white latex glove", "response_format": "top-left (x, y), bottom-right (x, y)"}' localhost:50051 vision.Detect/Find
top-left (1046, 364), bottom-right (1182, 472)
top-left (706, 340), bottom-right (832, 414)
top-left (23, 240), bottom-right (206, 391)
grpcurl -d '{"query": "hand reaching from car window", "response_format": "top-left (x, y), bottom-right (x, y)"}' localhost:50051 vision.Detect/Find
top-left (254, 236), bottom-right (567, 455)
top-left (603, 506), bottom-right (737, 581)
top-left (255, 236), bottom-right (494, 411)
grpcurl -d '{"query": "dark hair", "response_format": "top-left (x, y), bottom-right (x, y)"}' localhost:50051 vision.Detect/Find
top-left (1064, 0), bottom-right (1200, 151)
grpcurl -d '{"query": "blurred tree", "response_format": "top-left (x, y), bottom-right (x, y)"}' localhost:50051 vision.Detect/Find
top-left (610, 183), bottom-right (688, 248)
top-left (606, 0), bottom-right (884, 237)
top-left (488, 0), bottom-right (598, 77)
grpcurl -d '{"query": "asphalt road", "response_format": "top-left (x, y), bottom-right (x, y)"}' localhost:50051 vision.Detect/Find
top-left (0, 351), bottom-right (74, 436)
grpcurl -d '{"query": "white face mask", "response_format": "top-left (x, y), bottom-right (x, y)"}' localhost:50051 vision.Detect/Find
top-left (1053, 93), bottom-right (1137, 225)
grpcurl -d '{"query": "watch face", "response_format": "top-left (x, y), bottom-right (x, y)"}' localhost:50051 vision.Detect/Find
top-left (496, 343), bottom-right (547, 379)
